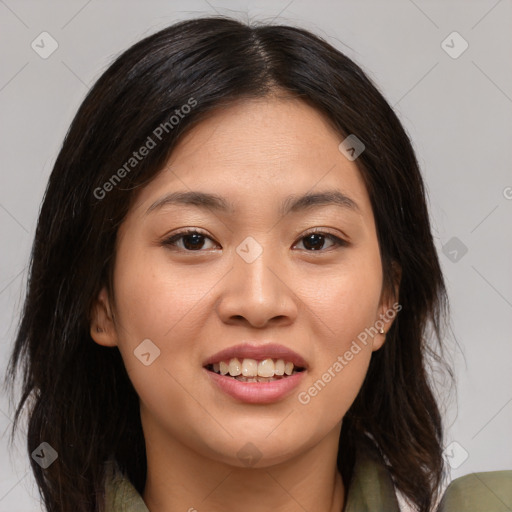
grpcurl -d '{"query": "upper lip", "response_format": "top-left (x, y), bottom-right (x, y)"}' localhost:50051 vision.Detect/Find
top-left (203, 343), bottom-right (308, 369)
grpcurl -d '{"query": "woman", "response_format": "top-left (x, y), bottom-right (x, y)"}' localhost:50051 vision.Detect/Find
top-left (4, 15), bottom-right (510, 512)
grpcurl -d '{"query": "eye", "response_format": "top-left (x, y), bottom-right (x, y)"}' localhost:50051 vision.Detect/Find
top-left (162, 229), bottom-right (218, 251)
top-left (162, 228), bottom-right (348, 252)
top-left (293, 229), bottom-right (348, 251)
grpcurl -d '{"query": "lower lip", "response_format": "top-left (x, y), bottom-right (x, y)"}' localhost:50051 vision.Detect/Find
top-left (204, 368), bottom-right (306, 404)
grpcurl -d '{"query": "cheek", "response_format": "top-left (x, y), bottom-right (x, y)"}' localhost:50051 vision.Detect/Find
top-left (111, 244), bottom-right (229, 405)
top-left (110, 247), bottom-right (205, 389)
top-left (305, 249), bottom-right (383, 348)
top-left (294, 250), bottom-right (382, 417)
top-left (113, 246), bottom-right (206, 343)
top-left (111, 250), bottom-right (210, 418)
top-left (296, 300), bottom-right (376, 428)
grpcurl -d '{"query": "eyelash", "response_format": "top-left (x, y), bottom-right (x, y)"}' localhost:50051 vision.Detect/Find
top-left (162, 228), bottom-right (348, 252)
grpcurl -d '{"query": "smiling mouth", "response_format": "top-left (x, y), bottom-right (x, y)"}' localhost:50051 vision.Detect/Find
top-left (204, 357), bottom-right (306, 382)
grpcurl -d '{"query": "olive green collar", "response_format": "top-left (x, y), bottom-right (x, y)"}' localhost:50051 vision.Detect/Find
top-left (343, 446), bottom-right (400, 512)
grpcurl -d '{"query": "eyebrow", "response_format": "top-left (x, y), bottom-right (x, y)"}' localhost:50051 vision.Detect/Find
top-left (146, 189), bottom-right (361, 216)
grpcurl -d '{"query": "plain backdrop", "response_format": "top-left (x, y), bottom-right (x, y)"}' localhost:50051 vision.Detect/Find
top-left (1, 1), bottom-right (511, 510)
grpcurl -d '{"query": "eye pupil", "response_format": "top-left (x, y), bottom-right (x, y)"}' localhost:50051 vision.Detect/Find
top-left (303, 233), bottom-right (325, 251)
top-left (183, 233), bottom-right (205, 250)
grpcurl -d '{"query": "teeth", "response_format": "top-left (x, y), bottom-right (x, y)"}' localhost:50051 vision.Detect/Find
top-left (274, 359), bottom-right (285, 375)
top-left (211, 358), bottom-right (302, 378)
top-left (241, 358), bottom-right (258, 377)
top-left (257, 358), bottom-right (274, 377)
top-left (219, 361), bottom-right (229, 375)
top-left (228, 358), bottom-right (242, 376)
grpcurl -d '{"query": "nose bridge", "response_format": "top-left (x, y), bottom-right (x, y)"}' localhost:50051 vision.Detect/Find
top-left (216, 233), bottom-right (296, 327)
top-left (235, 233), bottom-right (282, 300)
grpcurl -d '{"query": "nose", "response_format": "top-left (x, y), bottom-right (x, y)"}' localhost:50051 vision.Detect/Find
top-left (215, 245), bottom-right (298, 329)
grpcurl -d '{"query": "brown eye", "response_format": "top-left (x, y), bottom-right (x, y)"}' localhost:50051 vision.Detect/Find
top-left (163, 230), bottom-right (218, 251)
top-left (294, 231), bottom-right (348, 251)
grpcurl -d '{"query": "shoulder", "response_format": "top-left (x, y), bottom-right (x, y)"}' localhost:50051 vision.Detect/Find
top-left (438, 470), bottom-right (512, 512)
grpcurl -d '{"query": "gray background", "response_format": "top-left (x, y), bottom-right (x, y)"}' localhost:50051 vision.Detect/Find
top-left (1, 1), bottom-right (511, 510)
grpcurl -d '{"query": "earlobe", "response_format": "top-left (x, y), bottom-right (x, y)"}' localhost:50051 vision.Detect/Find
top-left (371, 327), bottom-right (387, 352)
top-left (372, 261), bottom-right (402, 352)
top-left (372, 299), bottom-right (397, 352)
top-left (90, 287), bottom-right (118, 347)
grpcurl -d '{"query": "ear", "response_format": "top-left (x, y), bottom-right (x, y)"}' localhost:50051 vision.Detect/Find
top-left (90, 286), bottom-right (118, 347)
top-left (372, 261), bottom-right (402, 352)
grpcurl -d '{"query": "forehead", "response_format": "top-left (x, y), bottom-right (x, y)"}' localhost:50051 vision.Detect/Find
top-left (129, 96), bottom-right (373, 220)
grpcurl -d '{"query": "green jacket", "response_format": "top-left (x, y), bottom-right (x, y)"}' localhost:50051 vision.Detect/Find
top-left (104, 449), bottom-right (512, 511)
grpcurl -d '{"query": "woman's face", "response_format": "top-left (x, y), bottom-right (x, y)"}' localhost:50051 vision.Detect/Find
top-left (91, 95), bottom-right (398, 468)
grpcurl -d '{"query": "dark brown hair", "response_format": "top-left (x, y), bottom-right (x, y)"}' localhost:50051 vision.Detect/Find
top-left (3, 15), bottom-right (451, 512)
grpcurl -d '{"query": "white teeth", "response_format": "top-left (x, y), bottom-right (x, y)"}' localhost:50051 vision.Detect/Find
top-left (219, 361), bottom-right (229, 375)
top-left (211, 357), bottom-right (302, 378)
top-left (274, 359), bottom-right (285, 375)
top-left (257, 358), bottom-right (275, 377)
top-left (241, 358), bottom-right (258, 377)
top-left (228, 358), bottom-right (242, 376)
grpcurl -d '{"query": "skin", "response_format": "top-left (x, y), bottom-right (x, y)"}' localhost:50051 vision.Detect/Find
top-left (91, 93), bottom-right (400, 512)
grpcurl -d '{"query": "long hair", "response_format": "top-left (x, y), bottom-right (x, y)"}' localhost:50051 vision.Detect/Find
top-left (3, 16), bottom-right (451, 512)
